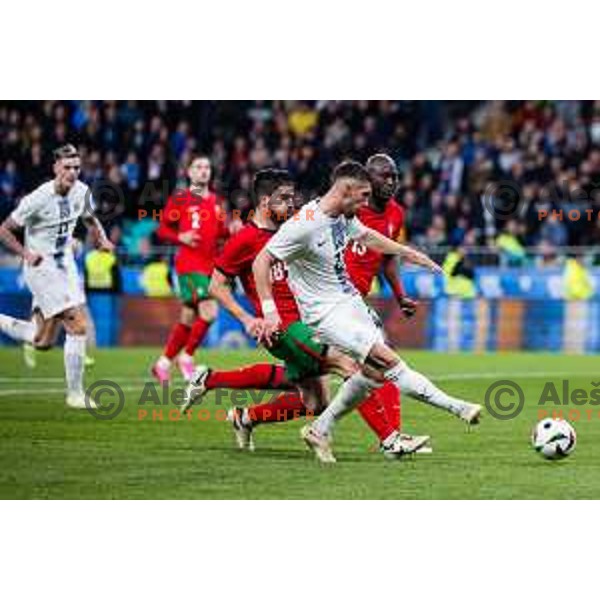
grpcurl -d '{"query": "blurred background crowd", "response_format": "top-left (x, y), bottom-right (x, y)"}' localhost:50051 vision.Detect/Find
top-left (2, 100), bottom-right (600, 266)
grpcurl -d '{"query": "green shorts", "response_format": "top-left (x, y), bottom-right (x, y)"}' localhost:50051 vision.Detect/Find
top-left (176, 273), bottom-right (211, 305)
top-left (268, 320), bottom-right (328, 382)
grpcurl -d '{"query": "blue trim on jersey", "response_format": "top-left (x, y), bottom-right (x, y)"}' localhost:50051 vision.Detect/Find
top-left (329, 219), bottom-right (354, 295)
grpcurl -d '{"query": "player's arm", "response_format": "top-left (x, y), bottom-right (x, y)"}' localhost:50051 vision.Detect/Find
top-left (0, 217), bottom-right (41, 266)
top-left (82, 214), bottom-right (114, 252)
top-left (253, 217), bottom-right (307, 345)
top-left (157, 194), bottom-right (200, 247)
top-left (352, 222), bottom-right (442, 274)
top-left (381, 254), bottom-right (417, 319)
top-left (0, 193), bottom-right (43, 266)
top-left (252, 248), bottom-right (279, 344)
top-left (209, 270), bottom-right (263, 338)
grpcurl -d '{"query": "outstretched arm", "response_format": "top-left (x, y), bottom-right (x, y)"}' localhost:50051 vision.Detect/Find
top-left (0, 217), bottom-right (41, 266)
top-left (354, 226), bottom-right (442, 274)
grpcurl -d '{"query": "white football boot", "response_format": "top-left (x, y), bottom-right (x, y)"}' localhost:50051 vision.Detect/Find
top-left (381, 432), bottom-right (431, 459)
top-left (227, 408), bottom-right (255, 451)
top-left (301, 425), bottom-right (336, 464)
top-left (181, 365), bottom-right (211, 414)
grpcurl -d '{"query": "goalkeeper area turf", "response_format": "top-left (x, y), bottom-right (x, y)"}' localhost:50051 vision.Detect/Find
top-left (0, 348), bottom-right (599, 499)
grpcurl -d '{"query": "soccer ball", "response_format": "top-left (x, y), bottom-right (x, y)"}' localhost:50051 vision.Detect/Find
top-left (531, 418), bottom-right (577, 460)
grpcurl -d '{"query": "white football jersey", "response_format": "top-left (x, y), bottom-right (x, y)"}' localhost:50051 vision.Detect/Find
top-left (10, 180), bottom-right (93, 258)
top-left (266, 199), bottom-right (367, 324)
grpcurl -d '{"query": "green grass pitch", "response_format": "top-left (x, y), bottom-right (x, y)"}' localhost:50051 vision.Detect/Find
top-left (0, 347), bottom-right (598, 499)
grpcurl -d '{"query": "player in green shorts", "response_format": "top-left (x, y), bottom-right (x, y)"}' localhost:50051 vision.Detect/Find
top-left (181, 169), bottom-right (360, 450)
top-left (152, 156), bottom-right (229, 383)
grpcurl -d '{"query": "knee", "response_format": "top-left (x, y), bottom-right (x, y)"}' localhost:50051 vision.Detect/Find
top-left (63, 316), bottom-right (87, 337)
top-left (180, 307), bottom-right (196, 326)
top-left (198, 300), bottom-right (218, 323)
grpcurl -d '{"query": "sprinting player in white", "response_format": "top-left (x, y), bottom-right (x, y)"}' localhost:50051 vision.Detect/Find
top-left (253, 161), bottom-right (482, 463)
top-left (0, 144), bottom-right (113, 409)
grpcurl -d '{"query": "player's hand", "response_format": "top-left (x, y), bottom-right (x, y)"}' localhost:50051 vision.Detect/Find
top-left (259, 313), bottom-right (282, 348)
top-left (397, 295), bottom-right (417, 319)
top-left (24, 251), bottom-right (42, 267)
top-left (242, 316), bottom-right (265, 340)
top-left (97, 237), bottom-right (115, 252)
top-left (179, 231), bottom-right (201, 247)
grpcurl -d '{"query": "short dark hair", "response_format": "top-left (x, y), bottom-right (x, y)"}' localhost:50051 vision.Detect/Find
top-left (188, 154), bottom-right (211, 167)
top-left (53, 144), bottom-right (80, 162)
top-left (252, 168), bottom-right (293, 205)
top-left (332, 160), bottom-right (371, 183)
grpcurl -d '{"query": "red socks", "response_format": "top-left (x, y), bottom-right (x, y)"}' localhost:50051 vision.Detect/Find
top-left (379, 382), bottom-right (401, 432)
top-left (163, 323), bottom-right (191, 360)
top-left (358, 382), bottom-right (402, 442)
top-left (206, 363), bottom-right (288, 390)
top-left (248, 392), bottom-right (306, 423)
top-left (184, 318), bottom-right (211, 355)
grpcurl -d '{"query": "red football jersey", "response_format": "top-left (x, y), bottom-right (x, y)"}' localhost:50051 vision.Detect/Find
top-left (345, 199), bottom-right (405, 296)
top-left (157, 188), bottom-right (228, 275)
top-left (215, 222), bottom-right (301, 328)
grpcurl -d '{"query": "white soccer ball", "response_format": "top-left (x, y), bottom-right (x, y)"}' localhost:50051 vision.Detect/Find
top-left (531, 418), bottom-right (577, 460)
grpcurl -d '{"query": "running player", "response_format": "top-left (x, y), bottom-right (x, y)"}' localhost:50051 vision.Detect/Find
top-left (254, 160), bottom-right (482, 463)
top-left (152, 155), bottom-right (228, 382)
top-left (0, 144), bottom-right (113, 409)
top-left (184, 168), bottom-right (429, 457)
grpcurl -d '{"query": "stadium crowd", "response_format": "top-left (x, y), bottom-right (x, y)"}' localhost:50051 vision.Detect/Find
top-left (3, 100), bottom-right (600, 264)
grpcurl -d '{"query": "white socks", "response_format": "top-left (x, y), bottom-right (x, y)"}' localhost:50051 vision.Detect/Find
top-left (312, 372), bottom-right (380, 436)
top-left (384, 362), bottom-right (467, 416)
top-left (64, 334), bottom-right (86, 397)
top-left (0, 314), bottom-right (36, 343)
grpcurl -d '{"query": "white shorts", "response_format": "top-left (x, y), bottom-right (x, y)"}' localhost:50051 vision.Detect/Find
top-left (312, 295), bottom-right (384, 363)
top-left (24, 256), bottom-right (86, 319)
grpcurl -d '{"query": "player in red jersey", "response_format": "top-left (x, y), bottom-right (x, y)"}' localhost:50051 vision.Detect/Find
top-left (184, 168), bottom-right (428, 458)
top-left (152, 156), bottom-right (228, 383)
top-left (345, 153), bottom-right (420, 449)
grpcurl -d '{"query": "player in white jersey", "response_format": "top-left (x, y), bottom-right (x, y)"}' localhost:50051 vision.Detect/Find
top-left (0, 144), bottom-right (113, 409)
top-left (253, 161), bottom-right (482, 463)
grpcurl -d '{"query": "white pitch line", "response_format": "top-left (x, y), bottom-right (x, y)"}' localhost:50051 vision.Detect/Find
top-left (0, 371), bottom-right (598, 398)
top-left (0, 385), bottom-right (143, 397)
top-left (0, 370), bottom-right (598, 385)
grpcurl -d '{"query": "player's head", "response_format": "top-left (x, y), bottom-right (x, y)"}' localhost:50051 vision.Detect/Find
top-left (252, 168), bottom-right (295, 224)
top-left (188, 155), bottom-right (212, 187)
top-left (366, 153), bottom-right (398, 206)
top-left (331, 160), bottom-right (372, 217)
top-left (52, 144), bottom-right (81, 192)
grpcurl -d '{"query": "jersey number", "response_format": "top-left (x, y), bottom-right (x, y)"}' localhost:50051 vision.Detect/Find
top-left (351, 241), bottom-right (367, 256)
top-left (191, 211), bottom-right (201, 230)
top-left (270, 262), bottom-right (287, 282)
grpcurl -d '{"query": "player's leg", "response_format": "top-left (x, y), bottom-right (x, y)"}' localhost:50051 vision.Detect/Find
top-left (177, 290), bottom-right (217, 381)
top-left (16, 314), bottom-right (59, 376)
top-left (61, 304), bottom-right (91, 409)
top-left (221, 321), bottom-right (331, 450)
top-left (358, 385), bottom-right (399, 449)
top-left (182, 362), bottom-right (292, 414)
top-left (83, 304), bottom-right (96, 368)
top-left (366, 342), bottom-right (482, 424)
top-left (301, 299), bottom-right (430, 461)
top-left (227, 391), bottom-right (305, 451)
top-left (0, 312), bottom-right (37, 345)
top-left (152, 302), bottom-right (195, 383)
top-left (228, 376), bottom-right (329, 451)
